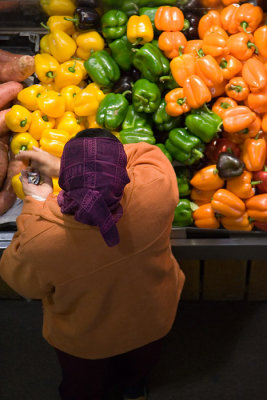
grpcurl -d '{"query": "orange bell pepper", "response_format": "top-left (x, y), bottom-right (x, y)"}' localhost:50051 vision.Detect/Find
top-left (217, 54), bottom-right (242, 80)
top-left (155, 6), bottom-right (184, 32)
top-left (184, 40), bottom-right (204, 59)
top-left (245, 194), bottom-right (267, 222)
top-left (226, 170), bottom-right (258, 199)
top-left (220, 4), bottom-right (240, 35)
top-left (225, 115), bottom-right (262, 144)
top-left (190, 188), bottom-right (216, 206)
top-left (170, 53), bottom-right (195, 87)
top-left (183, 75), bottom-right (212, 109)
top-left (195, 54), bottom-right (224, 88)
top-left (261, 113), bottom-right (267, 133)
top-left (212, 97), bottom-right (238, 119)
top-left (222, 106), bottom-right (256, 133)
top-left (202, 26), bottom-right (229, 58)
top-left (211, 188), bottom-right (246, 218)
top-left (247, 84), bottom-right (267, 114)
top-left (242, 135), bottom-right (267, 172)
top-left (190, 165), bottom-right (224, 191)
top-left (235, 3), bottom-right (263, 34)
top-left (221, 212), bottom-right (254, 231)
top-left (198, 10), bottom-right (221, 39)
top-left (254, 25), bottom-right (267, 58)
top-left (165, 88), bottom-right (191, 117)
top-left (227, 32), bottom-right (258, 61)
top-left (158, 31), bottom-right (187, 59)
top-left (193, 203), bottom-right (220, 229)
top-left (242, 58), bottom-right (267, 93)
top-left (225, 76), bottom-right (250, 101)
top-left (209, 79), bottom-right (227, 99)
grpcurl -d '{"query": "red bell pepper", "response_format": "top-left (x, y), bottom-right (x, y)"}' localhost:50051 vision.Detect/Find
top-left (253, 166), bottom-right (267, 193)
top-left (205, 137), bottom-right (240, 163)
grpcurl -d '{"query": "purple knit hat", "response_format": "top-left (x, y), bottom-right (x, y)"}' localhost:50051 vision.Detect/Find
top-left (57, 134), bottom-right (130, 247)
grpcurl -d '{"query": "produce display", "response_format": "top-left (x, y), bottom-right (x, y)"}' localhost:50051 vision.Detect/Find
top-left (0, 0), bottom-right (267, 233)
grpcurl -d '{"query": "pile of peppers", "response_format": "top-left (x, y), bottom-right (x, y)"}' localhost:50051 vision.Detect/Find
top-left (5, 0), bottom-right (267, 231)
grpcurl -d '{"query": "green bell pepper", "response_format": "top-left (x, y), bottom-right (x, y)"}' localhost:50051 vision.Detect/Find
top-left (108, 36), bottom-right (134, 71)
top-left (102, 0), bottom-right (139, 16)
top-left (156, 143), bottom-right (173, 163)
top-left (120, 126), bottom-right (156, 144)
top-left (165, 128), bottom-right (205, 166)
top-left (101, 10), bottom-right (128, 40)
top-left (122, 104), bottom-right (152, 130)
top-left (132, 78), bottom-right (161, 114)
top-left (185, 105), bottom-right (223, 144)
top-left (139, 7), bottom-right (160, 35)
top-left (96, 93), bottom-right (129, 131)
top-left (158, 74), bottom-right (178, 92)
top-left (173, 199), bottom-right (197, 227)
top-left (133, 43), bottom-right (170, 83)
top-left (153, 99), bottom-right (181, 132)
top-left (175, 166), bottom-right (191, 197)
top-left (84, 50), bottom-right (120, 88)
top-left (139, 0), bottom-right (177, 5)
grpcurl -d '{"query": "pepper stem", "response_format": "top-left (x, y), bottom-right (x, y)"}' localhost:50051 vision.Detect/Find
top-left (247, 41), bottom-right (259, 54)
top-left (20, 145), bottom-right (27, 151)
top-left (182, 19), bottom-right (190, 31)
top-left (42, 115), bottom-right (49, 122)
top-left (122, 90), bottom-right (132, 97)
top-left (68, 61), bottom-right (76, 73)
top-left (240, 21), bottom-right (249, 33)
top-left (229, 84), bottom-right (243, 93)
top-left (255, 132), bottom-right (261, 140)
top-left (20, 118), bottom-right (27, 127)
top-left (134, 94), bottom-right (148, 103)
top-left (131, 38), bottom-right (143, 47)
top-left (220, 102), bottom-right (232, 109)
top-left (251, 180), bottom-right (262, 186)
top-left (46, 71), bottom-right (56, 78)
top-left (64, 16), bottom-right (78, 24)
top-left (177, 97), bottom-right (186, 105)
top-left (40, 22), bottom-right (49, 30)
top-left (219, 58), bottom-right (228, 69)
top-left (197, 48), bottom-right (205, 58)
top-left (264, 165), bottom-right (267, 172)
top-left (192, 149), bottom-right (204, 159)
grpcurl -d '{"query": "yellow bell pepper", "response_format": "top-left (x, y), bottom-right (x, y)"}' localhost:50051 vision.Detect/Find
top-left (11, 173), bottom-right (25, 200)
top-left (48, 30), bottom-right (77, 63)
top-left (75, 31), bottom-right (105, 60)
top-left (5, 105), bottom-right (32, 133)
top-left (40, 128), bottom-right (71, 158)
top-left (127, 15), bottom-right (154, 45)
top-left (41, 82), bottom-right (56, 91)
top-left (29, 110), bottom-right (55, 140)
top-left (72, 59), bottom-right (88, 79)
top-left (60, 85), bottom-right (81, 112)
top-left (10, 132), bottom-right (39, 154)
top-left (54, 60), bottom-right (84, 90)
top-left (52, 177), bottom-right (61, 195)
top-left (87, 114), bottom-right (101, 129)
top-left (40, 0), bottom-right (75, 17)
top-left (40, 34), bottom-right (52, 54)
top-left (37, 90), bottom-right (66, 118)
top-left (55, 111), bottom-right (85, 137)
top-left (35, 53), bottom-right (59, 84)
top-left (17, 85), bottom-right (46, 111)
top-left (73, 83), bottom-right (105, 117)
top-left (42, 16), bottom-right (75, 35)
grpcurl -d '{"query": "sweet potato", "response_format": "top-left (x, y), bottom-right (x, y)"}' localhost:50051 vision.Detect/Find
top-left (0, 152), bottom-right (25, 215)
top-left (0, 108), bottom-right (10, 137)
top-left (0, 134), bottom-right (9, 190)
top-left (0, 82), bottom-right (23, 109)
top-left (0, 55), bottom-right (35, 82)
top-left (0, 49), bottom-right (24, 63)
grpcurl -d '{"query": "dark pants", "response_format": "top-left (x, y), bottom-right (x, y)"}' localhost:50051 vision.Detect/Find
top-left (54, 338), bottom-right (164, 400)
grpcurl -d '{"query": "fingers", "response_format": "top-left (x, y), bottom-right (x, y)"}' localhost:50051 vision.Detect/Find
top-left (15, 150), bottom-right (38, 161)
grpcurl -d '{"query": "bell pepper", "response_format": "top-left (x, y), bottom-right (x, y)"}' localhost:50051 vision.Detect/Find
top-left (221, 212), bottom-right (254, 231)
top-left (48, 30), bottom-right (77, 63)
top-left (170, 53), bottom-right (195, 88)
top-left (40, 0), bottom-right (76, 16)
top-left (222, 106), bottom-right (256, 134)
top-left (175, 166), bottom-right (191, 197)
top-left (34, 53), bottom-right (59, 84)
top-left (195, 54), bottom-right (224, 88)
top-left (242, 135), bottom-right (267, 172)
top-left (52, 177), bottom-right (61, 196)
top-left (108, 35), bottom-right (134, 71)
top-left (87, 114), bottom-right (101, 129)
top-left (220, 4), bottom-right (240, 35)
top-left (96, 93), bottom-right (129, 131)
top-left (190, 165), bottom-right (224, 191)
top-left (11, 173), bottom-right (25, 200)
top-left (119, 126), bottom-right (155, 144)
top-left (242, 58), bottom-right (267, 93)
top-left (235, 3), bottom-right (263, 34)
top-left (73, 83), bottom-right (105, 117)
top-left (226, 115), bottom-right (262, 144)
top-left (41, 16), bottom-right (75, 35)
top-left (153, 99), bottom-right (181, 131)
top-left (132, 78), bottom-right (161, 114)
top-left (212, 97), bottom-right (238, 120)
top-left (209, 80), bottom-right (228, 99)
top-left (65, 7), bottom-right (100, 30)
top-left (253, 221), bottom-right (267, 231)
top-left (211, 188), bottom-right (246, 218)
top-left (155, 143), bottom-right (172, 163)
top-left (182, 11), bottom-right (200, 41)
top-left (225, 77), bottom-right (250, 102)
top-left (184, 39), bottom-right (204, 59)
top-left (40, 128), bottom-right (71, 158)
top-left (205, 137), bottom-right (240, 163)
top-left (5, 105), bottom-right (32, 133)
top-left (226, 170), bottom-right (260, 199)
top-left (139, 7), bottom-right (160, 35)
top-left (75, 31), bottom-right (105, 60)
top-left (183, 75), bottom-right (211, 109)
top-left (56, 111), bottom-right (85, 137)
top-left (37, 90), bottom-right (65, 119)
top-left (190, 188), bottom-right (216, 206)
top-left (158, 31), bottom-right (187, 59)
top-left (247, 85), bottom-right (267, 114)
top-left (185, 105), bottom-right (222, 144)
top-left (216, 152), bottom-right (245, 179)
top-left (245, 194), bottom-right (267, 222)
top-left (54, 60), bottom-right (83, 90)
top-left (227, 32), bottom-right (258, 61)
top-left (155, 6), bottom-right (184, 32)
top-left (217, 55), bottom-right (242, 80)
top-left (173, 199), bottom-right (197, 227)
top-left (29, 110), bottom-right (55, 140)
top-left (10, 132), bottom-right (39, 154)
top-left (127, 15), bottom-right (154, 45)
top-left (193, 203), bottom-right (220, 229)
top-left (122, 104), bottom-right (151, 130)
top-left (60, 85), bottom-right (82, 112)
top-left (84, 50), bottom-right (120, 88)
top-left (133, 42), bottom-right (170, 83)
top-left (158, 73), bottom-right (177, 92)
top-left (164, 128), bottom-right (205, 166)
top-left (198, 10), bottom-right (221, 39)
top-left (253, 166), bottom-right (267, 194)
top-left (112, 69), bottom-right (140, 101)
top-left (202, 28), bottom-right (229, 58)
top-left (17, 84), bottom-right (46, 112)
top-left (40, 34), bottom-right (52, 55)
top-left (101, 10), bottom-right (128, 40)
top-left (254, 25), bottom-right (267, 59)
top-left (165, 88), bottom-right (190, 118)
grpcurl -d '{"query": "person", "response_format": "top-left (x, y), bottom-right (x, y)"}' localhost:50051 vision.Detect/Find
top-left (0, 128), bottom-right (185, 400)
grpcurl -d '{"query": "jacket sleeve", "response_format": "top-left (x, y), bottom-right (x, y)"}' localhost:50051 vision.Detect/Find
top-left (0, 197), bottom-right (54, 299)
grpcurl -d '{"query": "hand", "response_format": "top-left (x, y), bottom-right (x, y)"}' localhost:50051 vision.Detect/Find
top-left (15, 147), bottom-right (61, 177)
top-left (21, 170), bottom-right (53, 199)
